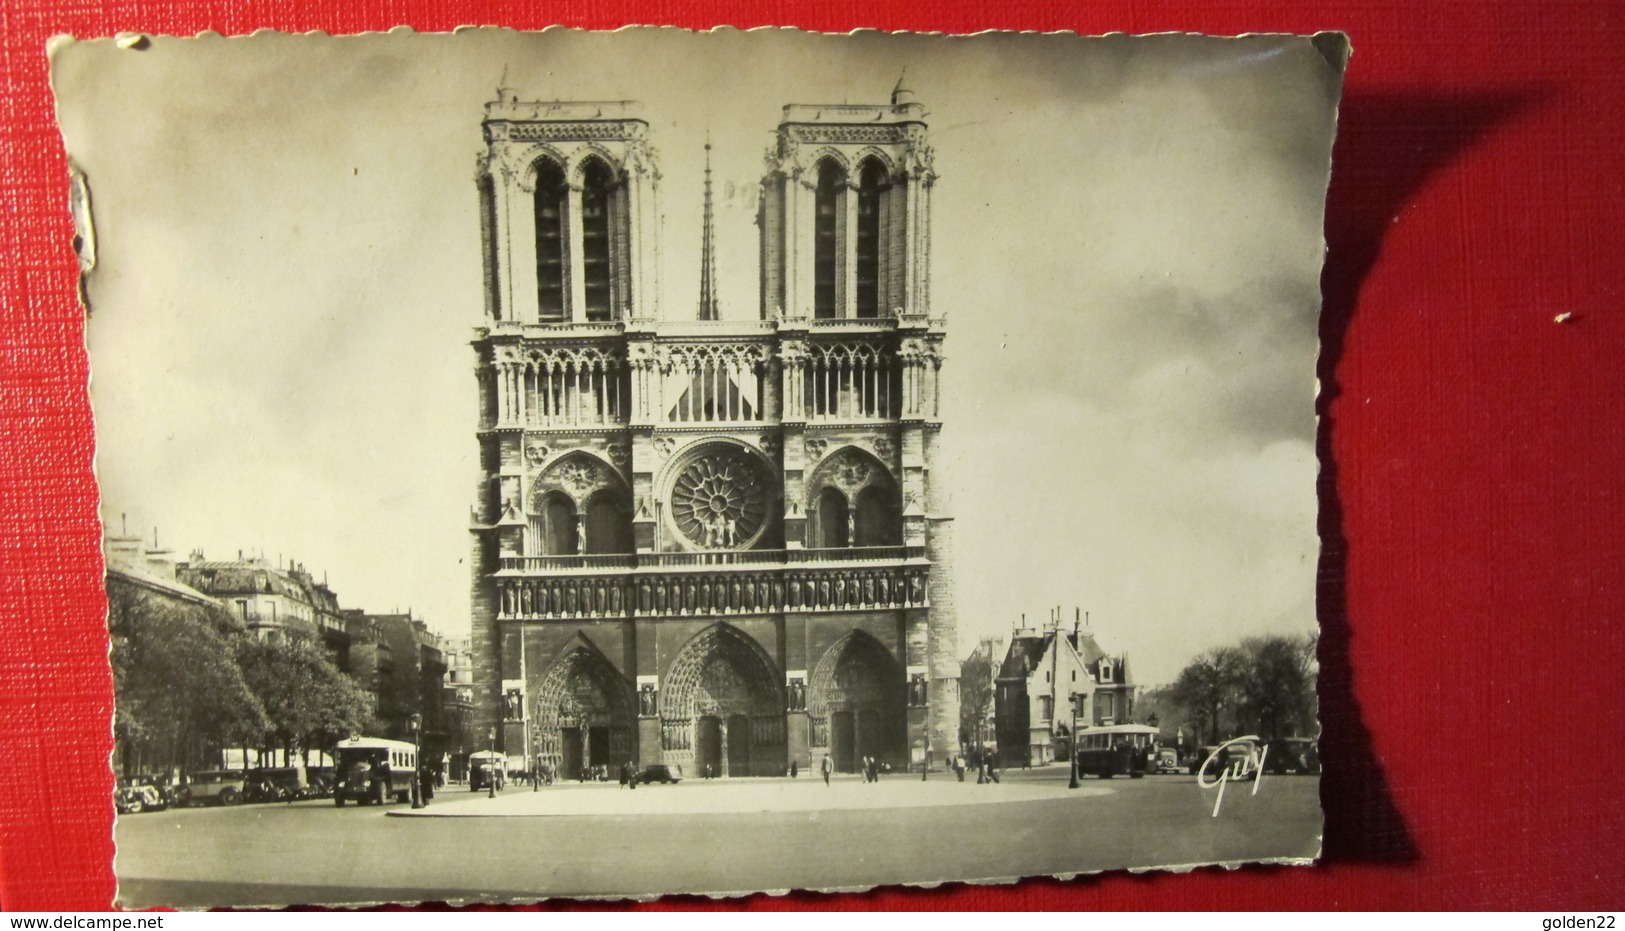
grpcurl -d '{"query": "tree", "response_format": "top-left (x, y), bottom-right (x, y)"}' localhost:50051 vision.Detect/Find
top-left (959, 651), bottom-right (995, 748)
top-left (1234, 633), bottom-right (1318, 741)
top-left (235, 636), bottom-right (375, 767)
top-left (107, 579), bottom-right (267, 776)
top-left (1167, 646), bottom-right (1245, 745)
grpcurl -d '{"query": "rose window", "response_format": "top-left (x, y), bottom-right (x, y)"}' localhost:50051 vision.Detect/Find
top-left (670, 449), bottom-right (771, 550)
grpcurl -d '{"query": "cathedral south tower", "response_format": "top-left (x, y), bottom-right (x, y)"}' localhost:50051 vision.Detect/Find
top-left (468, 85), bottom-right (959, 779)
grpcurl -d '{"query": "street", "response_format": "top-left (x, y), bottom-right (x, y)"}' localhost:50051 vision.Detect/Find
top-left (114, 768), bottom-right (1321, 908)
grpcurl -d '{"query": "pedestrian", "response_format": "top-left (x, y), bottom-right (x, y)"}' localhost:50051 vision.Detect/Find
top-left (790, 759), bottom-right (799, 779)
top-left (619, 761), bottom-right (629, 788)
top-left (821, 753), bottom-right (833, 786)
top-left (954, 754), bottom-right (965, 782)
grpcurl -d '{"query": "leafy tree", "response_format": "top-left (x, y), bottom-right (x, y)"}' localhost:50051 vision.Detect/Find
top-left (107, 579), bottom-right (267, 776)
top-left (1234, 633), bottom-right (1318, 741)
top-left (959, 650), bottom-right (995, 747)
top-left (235, 636), bottom-right (375, 767)
top-left (1167, 646), bottom-right (1244, 745)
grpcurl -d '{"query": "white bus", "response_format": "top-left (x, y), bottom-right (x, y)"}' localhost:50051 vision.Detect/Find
top-left (332, 737), bottom-right (418, 806)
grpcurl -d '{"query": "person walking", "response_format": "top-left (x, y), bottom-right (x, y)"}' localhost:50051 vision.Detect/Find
top-left (954, 753), bottom-right (965, 782)
top-left (790, 759), bottom-right (799, 779)
top-left (821, 753), bottom-right (833, 786)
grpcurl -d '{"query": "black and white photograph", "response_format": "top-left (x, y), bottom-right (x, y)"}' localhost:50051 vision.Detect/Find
top-left (52, 26), bottom-right (1342, 907)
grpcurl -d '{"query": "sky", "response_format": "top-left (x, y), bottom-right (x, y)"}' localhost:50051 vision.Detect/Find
top-left (54, 28), bottom-right (1341, 686)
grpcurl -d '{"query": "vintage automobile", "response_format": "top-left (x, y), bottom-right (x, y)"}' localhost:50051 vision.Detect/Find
top-left (245, 766), bottom-right (310, 803)
top-left (634, 763), bottom-right (683, 785)
top-left (1196, 739), bottom-right (1262, 783)
top-left (1264, 737), bottom-right (1321, 775)
top-left (181, 770), bottom-right (247, 806)
top-left (1153, 747), bottom-right (1183, 774)
top-left (114, 775), bottom-right (170, 814)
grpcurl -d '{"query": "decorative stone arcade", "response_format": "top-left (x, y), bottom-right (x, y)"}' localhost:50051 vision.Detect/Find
top-left (469, 84), bottom-right (959, 781)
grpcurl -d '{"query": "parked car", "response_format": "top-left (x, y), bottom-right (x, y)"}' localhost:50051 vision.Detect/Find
top-left (634, 763), bottom-right (683, 785)
top-left (114, 775), bottom-right (169, 814)
top-left (1153, 748), bottom-right (1183, 774)
top-left (1264, 738), bottom-right (1321, 775)
top-left (180, 770), bottom-right (247, 806)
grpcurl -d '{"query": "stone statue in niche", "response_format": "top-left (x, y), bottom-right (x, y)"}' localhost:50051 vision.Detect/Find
top-left (504, 689), bottom-right (523, 721)
top-left (910, 674), bottom-right (928, 707)
top-left (638, 685), bottom-right (658, 718)
top-left (787, 678), bottom-right (806, 712)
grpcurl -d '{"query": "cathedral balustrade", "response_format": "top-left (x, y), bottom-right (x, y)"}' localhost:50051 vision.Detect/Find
top-left (495, 545), bottom-right (923, 575)
top-left (500, 554), bottom-right (637, 572)
top-left (487, 343), bottom-right (631, 429)
top-left (492, 560), bottom-right (931, 620)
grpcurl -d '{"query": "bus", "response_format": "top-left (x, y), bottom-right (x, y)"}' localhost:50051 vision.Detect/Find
top-left (332, 737), bottom-right (418, 806)
top-left (468, 750), bottom-right (507, 792)
top-left (1074, 724), bottom-right (1159, 779)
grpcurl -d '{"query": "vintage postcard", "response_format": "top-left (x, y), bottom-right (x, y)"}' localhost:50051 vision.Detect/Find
top-left (52, 26), bottom-right (1342, 907)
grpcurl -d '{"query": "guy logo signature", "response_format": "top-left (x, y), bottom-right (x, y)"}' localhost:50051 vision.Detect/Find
top-left (1197, 735), bottom-right (1268, 817)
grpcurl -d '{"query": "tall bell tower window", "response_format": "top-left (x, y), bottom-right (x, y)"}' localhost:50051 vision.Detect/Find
top-left (581, 158), bottom-right (615, 321)
top-left (533, 159), bottom-right (568, 322)
top-left (814, 160), bottom-right (843, 319)
top-left (855, 159), bottom-right (886, 318)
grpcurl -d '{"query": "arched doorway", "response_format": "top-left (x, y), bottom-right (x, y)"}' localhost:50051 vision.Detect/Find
top-left (660, 623), bottom-right (785, 777)
top-left (808, 632), bottom-right (906, 773)
top-left (531, 644), bottom-right (635, 781)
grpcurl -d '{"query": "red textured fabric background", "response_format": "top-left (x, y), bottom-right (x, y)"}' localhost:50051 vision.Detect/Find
top-left (1, 0), bottom-right (1621, 912)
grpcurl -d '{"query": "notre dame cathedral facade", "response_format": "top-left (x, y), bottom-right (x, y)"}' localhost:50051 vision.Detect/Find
top-left (468, 83), bottom-right (959, 778)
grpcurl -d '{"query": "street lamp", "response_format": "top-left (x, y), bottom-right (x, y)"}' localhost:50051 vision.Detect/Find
top-left (1067, 693), bottom-right (1080, 790)
top-left (408, 713), bottom-right (424, 809)
top-left (487, 727), bottom-right (497, 799)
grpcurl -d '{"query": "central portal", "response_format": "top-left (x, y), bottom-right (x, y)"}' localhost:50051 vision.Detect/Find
top-left (660, 623), bottom-right (786, 777)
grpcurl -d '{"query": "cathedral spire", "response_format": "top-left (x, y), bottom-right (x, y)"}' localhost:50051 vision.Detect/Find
top-left (698, 140), bottom-right (719, 321)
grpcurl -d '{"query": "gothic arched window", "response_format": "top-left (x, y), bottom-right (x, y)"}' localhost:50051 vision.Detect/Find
top-left (852, 485), bottom-right (900, 547)
top-left (816, 486), bottom-right (849, 548)
top-left (580, 158), bottom-right (616, 321)
top-left (530, 491), bottom-right (579, 555)
top-left (533, 159), bottom-right (568, 321)
top-left (814, 160), bottom-right (844, 319)
top-left (583, 491), bottom-right (632, 555)
top-left (855, 159), bottom-right (888, 318)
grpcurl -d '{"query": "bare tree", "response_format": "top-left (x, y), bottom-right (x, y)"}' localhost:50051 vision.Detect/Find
top-left (1234, 633), bottom-right (1318, 741)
